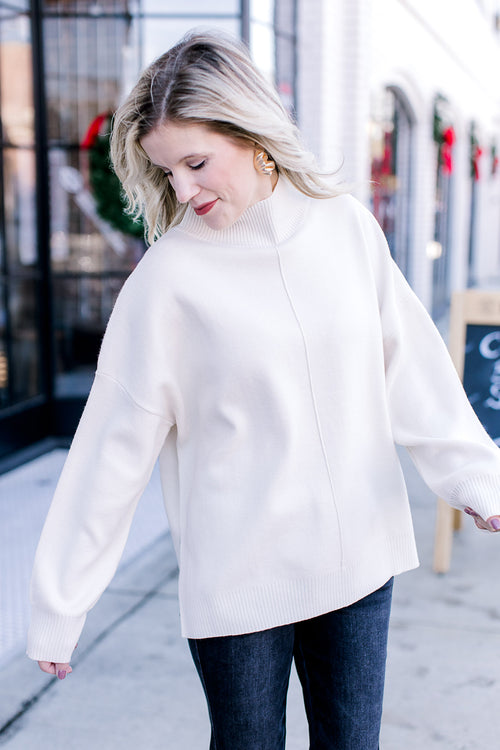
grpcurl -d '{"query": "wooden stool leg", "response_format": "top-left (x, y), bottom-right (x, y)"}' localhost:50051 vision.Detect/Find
top-left (433, 498), bottom-right (457, 573)
top-left (453, 507), bottom-right (463, 531)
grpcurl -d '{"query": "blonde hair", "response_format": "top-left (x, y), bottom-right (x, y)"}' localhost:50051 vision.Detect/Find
top-left (111, 29), bottom-right (340, 244)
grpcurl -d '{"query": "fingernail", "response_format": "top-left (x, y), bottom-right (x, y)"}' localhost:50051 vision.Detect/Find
top-left (464, 508), bottom-right (475, 516)
top-left (490, 518), bottom-right (500, 531)
top-left (57, 670), bottom-right (66, 680)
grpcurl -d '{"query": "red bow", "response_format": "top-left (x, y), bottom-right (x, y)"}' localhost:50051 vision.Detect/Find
top-left (441, 127), bottom-right (455, 174)
top-left (81, 112), bottom-right (110, 149)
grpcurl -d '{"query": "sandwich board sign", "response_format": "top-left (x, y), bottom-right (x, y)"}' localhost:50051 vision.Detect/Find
top-left (434, 289), bottom-right (500, 572)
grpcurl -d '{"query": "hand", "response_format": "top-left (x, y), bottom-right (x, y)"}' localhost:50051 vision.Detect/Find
top-left (38, 660), bottom-right (72, 680)
top-left (464, 508), bottom-right (500, 532)
top-left (38, 643), bottom-right (77, 680)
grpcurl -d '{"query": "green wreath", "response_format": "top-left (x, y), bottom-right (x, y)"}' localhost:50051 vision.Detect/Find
top-left (82, 112), bottom-right (144, 239)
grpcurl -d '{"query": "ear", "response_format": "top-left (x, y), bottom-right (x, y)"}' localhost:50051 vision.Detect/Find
top-left (254, 150), bottom-right (275, 176)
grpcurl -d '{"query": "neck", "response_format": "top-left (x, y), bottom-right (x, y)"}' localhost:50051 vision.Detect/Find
top-left (176, 176), bottom-right (309, 248)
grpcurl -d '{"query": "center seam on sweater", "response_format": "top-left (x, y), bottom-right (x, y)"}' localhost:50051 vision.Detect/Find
top-left (273, 245), bottom-right (344, 569)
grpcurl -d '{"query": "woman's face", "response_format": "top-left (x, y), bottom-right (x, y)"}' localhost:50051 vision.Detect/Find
top-left (140, 121), bottom-right (276, 231)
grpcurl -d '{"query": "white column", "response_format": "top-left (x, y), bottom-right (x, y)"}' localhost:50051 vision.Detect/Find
top-left (337, 0), bottom-right (372, 203)
top-left (297, 0), bottom-right (372, 200)
top-left (296, 0), bottom-right (342, 169)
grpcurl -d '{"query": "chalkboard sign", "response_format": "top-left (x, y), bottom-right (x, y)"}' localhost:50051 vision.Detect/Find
top-left (434, 289), bottom-right (500, 573)
top-left (463, 324), bottom-right (500, 446)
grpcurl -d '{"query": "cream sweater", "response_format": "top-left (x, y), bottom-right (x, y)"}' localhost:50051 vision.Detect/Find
top-left (27, 178), bottom-right (500, 662)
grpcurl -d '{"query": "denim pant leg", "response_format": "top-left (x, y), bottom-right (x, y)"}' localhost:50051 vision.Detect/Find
top-left (188, 624), bottom-right (295, 750)
top-left (293, 577), bottom-right (394, 750)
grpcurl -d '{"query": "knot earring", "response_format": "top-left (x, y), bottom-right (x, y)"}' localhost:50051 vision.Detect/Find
top-left (255, 150), bottom-right (276, 176)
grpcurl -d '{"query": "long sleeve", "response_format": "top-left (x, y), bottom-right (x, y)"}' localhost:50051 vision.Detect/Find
top-left (27, 254), bottom-right (176, 663)
top-left (360, 206), bottom-right (500, 521)
top-left (27, 373), bottom-right (172, 663)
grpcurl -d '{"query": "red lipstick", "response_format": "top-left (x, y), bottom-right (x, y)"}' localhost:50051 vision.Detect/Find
top-left (193, 199), bottom-right (218, 216)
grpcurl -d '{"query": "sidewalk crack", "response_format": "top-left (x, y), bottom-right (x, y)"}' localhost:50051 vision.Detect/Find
top-left (0, 566), bottom-right (178, 744)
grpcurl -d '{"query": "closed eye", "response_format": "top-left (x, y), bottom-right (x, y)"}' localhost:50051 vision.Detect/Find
top-left (158, 160), bottom-right (205, 177)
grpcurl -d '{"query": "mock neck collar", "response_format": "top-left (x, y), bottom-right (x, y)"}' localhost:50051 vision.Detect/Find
top-left (175, 177), bottom-right (308, 247)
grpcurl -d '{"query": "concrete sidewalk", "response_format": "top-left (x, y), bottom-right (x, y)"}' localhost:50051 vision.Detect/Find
top-left (1, 448), bottom-right (500, 749)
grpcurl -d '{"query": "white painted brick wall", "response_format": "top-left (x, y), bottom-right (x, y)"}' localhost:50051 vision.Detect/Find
top-left (296, 0), bottom-right (500, 312)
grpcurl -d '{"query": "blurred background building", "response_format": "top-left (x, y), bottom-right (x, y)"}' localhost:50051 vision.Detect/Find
top-left (1, 0), bottom-right (500, 462)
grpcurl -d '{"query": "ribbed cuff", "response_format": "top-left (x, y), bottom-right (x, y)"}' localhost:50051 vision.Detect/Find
top-left (450, 474), bottom-right (500, 520)
top-left (26, 609), bottom-right (86, 663)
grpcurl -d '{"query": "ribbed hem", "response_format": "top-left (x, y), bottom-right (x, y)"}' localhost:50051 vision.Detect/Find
top-left (179, 532), bottom-right (419, 638)
top-left (450, 474), bottom-right (500, 520)
top-left (26, 610), bottom-right (86, 663)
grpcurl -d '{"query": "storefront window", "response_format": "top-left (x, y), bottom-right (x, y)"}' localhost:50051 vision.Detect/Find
top-left (369, 87), bottom-right (413, 279)
top-left (0, 1), bottom-right (40, 409)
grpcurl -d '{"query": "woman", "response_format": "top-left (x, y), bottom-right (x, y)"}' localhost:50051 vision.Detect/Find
top-left (28, 31), bottom-right (500, 749)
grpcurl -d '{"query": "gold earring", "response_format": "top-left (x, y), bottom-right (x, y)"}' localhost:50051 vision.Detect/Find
top-left (255, 150), bottom-right (275, 176)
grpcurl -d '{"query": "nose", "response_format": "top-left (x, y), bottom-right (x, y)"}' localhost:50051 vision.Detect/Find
top-left (170, 172), bottom-right (200, 204)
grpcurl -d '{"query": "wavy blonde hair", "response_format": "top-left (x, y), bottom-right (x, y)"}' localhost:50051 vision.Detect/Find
top-left (111, 29), bottom-right (340, 244)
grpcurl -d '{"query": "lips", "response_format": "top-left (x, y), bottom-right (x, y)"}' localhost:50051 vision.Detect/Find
top-left (193, 199), bottom-right (218, 216)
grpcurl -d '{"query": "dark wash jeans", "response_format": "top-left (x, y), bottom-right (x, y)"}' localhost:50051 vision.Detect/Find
top-left (188, 577), bottom-right (394, 750)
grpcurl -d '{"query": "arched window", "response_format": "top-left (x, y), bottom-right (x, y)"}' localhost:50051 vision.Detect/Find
top-left (369, 87), bottom-right (414, 279)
